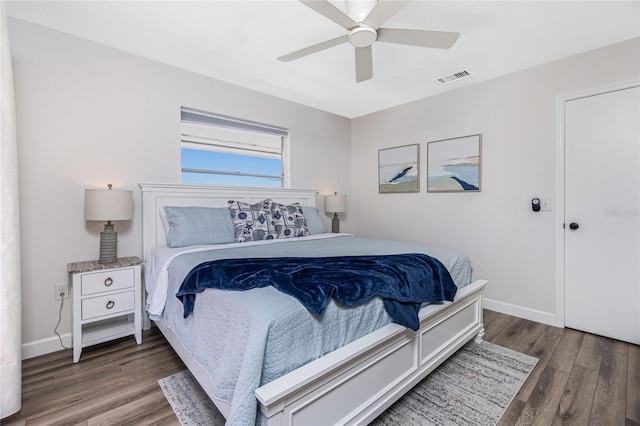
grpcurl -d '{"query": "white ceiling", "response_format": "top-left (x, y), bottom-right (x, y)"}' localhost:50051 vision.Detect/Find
top-left (6, 1), bottom-right (640, 118)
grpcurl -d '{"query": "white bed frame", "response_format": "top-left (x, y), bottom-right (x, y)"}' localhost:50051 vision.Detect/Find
top-left (140, 183), bottom-right (488, 426)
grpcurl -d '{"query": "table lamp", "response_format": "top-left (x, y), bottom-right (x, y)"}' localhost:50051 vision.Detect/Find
top-left (324, 192), bottom-right (347, 233)
top-left (85, 184), bottom-right (133, 264)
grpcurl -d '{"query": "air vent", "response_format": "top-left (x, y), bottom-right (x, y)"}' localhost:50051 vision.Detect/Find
top-left (437, 70), bottom-right (471, 85)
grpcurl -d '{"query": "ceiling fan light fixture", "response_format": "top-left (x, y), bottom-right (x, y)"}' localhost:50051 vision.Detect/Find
top-left (348, 25), bottom-right (377, 48)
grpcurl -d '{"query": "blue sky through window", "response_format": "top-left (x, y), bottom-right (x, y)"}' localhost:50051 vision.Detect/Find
top-left (181, 148), bottom-right (283, 187)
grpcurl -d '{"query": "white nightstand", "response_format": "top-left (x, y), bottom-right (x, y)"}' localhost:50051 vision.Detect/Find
top-left (67, 256), bottom-right (143, 363)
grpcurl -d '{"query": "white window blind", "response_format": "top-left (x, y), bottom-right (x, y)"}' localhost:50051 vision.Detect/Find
top-left (181, 122), bottom-right (282, 159)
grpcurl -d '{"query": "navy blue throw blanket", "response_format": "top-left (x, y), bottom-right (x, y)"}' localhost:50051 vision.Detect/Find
top-left (176, 253), bottom-right (457, 331)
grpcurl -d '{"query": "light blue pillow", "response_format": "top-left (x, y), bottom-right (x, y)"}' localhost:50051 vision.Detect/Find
top-left (163, 206), bottom-right (235, 248)
top-left (302, 206), bottom-right (327, 235)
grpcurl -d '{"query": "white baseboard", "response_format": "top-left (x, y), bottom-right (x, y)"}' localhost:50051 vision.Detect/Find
top-left (22, 333), bottom-right (71, 360)
top-left (483, 298), bottom-right (557, 327)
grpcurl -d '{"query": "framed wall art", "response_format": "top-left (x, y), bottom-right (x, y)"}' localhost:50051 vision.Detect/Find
top-left (427, 134), bottom-right (482, 192)
top-left (378, 144), bottom-right (419, 193)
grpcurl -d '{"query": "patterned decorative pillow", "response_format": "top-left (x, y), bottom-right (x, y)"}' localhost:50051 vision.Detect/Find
top-left (227, 199), bottom-right (311, 242)
top-left (270, 202), bottom-right (310, 239)
top-left (228, 199), bottom-right (277, 242)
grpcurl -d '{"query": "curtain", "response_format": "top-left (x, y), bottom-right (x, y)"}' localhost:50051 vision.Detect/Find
top-left (0, 2), bottom-right (22, 419)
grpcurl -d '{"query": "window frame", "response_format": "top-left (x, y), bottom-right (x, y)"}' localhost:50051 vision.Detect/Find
top-left (180, 107), bottom-right (290, 187)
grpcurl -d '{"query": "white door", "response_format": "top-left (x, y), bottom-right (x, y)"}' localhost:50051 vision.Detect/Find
top-left (564, 85), bottom-right (640, 344)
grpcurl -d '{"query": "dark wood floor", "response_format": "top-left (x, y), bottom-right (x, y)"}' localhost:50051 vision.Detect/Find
top-left (3, 310), bottom-right (639, 425)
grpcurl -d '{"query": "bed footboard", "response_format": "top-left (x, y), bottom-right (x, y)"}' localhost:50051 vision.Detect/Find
top-left (255, 279), bottom-right (487, 426)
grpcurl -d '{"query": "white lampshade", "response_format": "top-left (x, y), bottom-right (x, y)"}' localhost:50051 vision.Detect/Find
top-left (325, 194), bottom-right (347, 213)
top-left (85, 188), bottom-right (133, 221)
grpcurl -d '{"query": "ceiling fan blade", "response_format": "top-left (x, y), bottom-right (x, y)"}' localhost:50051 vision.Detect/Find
top-left (355, 46), bottom-right (373, 82)
top-left (278, 35), bottom-right (349, 62)
top-left (377, 28), bottom-right (461, 49)
top-left (362, 0), bottom-right (411, 29)
top-left (300, 0), bottom-right (359, 30)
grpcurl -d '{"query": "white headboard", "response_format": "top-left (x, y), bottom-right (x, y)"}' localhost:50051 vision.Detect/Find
top-left (139, 183), bottom-right (318, 258)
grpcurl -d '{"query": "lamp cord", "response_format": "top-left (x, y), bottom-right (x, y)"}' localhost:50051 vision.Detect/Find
top-left (54, 295), bottom-right (71, 350)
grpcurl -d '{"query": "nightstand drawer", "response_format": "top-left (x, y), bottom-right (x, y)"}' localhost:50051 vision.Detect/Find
top-left (81, 268), bottom-right (134, 296)
top-left (81, 291), bottom-right (135, 320)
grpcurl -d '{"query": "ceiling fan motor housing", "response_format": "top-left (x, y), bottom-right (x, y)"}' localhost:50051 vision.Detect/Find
top-left (348, 25), bottom-right (377, 47)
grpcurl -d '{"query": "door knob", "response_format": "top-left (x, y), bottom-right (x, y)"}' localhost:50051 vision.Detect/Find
top-left (569, 222), bottom-right (580, 230)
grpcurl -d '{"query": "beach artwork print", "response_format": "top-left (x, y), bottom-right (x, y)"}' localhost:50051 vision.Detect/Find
top-left (378, 144), bottom-right (419, 193)
top-left (427, 134), bottom-right (481, 192)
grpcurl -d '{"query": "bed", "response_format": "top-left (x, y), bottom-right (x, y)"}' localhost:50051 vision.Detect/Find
top-left (140, 183), bottom-right (488, 426)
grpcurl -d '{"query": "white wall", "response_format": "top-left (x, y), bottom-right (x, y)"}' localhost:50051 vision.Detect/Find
top-left (9, 19), bottom-right (351, 357)
top-left (350, 37), bottom-right (640, 325)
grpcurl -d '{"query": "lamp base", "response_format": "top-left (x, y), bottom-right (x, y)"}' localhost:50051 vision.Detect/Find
top-left (331, 213), bottom-right (340, 233)
top-left (99, 221), bottom-right (118, 264)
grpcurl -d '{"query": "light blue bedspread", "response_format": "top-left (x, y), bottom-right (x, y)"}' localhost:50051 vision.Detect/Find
top-left (158, 235), bottom-right (473, 425)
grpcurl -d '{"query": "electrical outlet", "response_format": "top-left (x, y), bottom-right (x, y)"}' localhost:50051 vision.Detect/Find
top-left (55, 283), bottom-right (69, 301)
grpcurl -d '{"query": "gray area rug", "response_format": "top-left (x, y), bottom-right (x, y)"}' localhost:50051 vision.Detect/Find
top-left (158, 340), bottom-right (537, 426)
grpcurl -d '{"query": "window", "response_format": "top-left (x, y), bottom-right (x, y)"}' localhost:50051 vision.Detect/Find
top-left (180, 107), bottom-right (288, 187)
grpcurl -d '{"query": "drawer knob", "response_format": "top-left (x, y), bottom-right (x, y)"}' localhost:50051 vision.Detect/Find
top-left (104, 277), bottom-right (113, 287)
top-left (106, 300), bottom-right (115, 309)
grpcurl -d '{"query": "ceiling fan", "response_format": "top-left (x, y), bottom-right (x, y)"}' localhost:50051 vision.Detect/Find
top-left (278, 0), bottom-right (461, 82)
